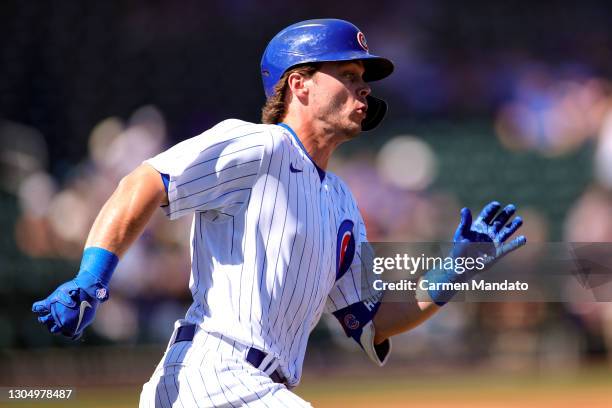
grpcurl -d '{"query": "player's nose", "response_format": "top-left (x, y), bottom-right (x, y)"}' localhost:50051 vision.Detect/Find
top-left (358, 83), bottom-right (371, 99)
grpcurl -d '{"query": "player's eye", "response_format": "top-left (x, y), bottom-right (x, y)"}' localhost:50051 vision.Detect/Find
top-left (343, 72), bottom-right (357, 81)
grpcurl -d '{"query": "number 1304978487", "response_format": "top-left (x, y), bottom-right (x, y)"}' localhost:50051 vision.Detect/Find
top-left (5, 388), bottom-right (74, 400)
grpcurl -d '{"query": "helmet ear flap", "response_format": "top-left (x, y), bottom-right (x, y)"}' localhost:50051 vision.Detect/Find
top-left (362, 95), bottom-right (387, 131)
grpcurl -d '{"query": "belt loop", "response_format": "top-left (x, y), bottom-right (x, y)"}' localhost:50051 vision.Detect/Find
top-left (245, 347), bottom-right (286, 385)
top-left (263, 359), bottom-right (280, 376)
top-left (258, 353), bottom-right (276, 372)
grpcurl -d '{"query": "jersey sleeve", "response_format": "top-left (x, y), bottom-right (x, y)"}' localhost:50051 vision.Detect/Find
top-left (325, 210), bottom-right (392, 367)
top-left (144, 120), bottom-right (271, 220)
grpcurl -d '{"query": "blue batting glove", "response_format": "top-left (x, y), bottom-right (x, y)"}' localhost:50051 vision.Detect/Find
top-left (32, 247), bottom-right (117, 340)
top-left (32, 278), bottom-right (108, 340)
top-left (425, 201), bottom-right (526, 306)
top-left (452, 201), bottom-right (526, 265)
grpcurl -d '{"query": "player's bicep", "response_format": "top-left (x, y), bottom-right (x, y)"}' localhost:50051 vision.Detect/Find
top-left (326, 205), bottom-right (391, 365)
top-left (327, 240), bottom-right (377, 311)
top-left (139, 163), bottom-right (169, 206)
top-left (122, 163), bottom-right (169, 206)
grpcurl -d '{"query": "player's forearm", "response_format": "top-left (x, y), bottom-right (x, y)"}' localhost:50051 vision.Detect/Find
top-left (372, 299), bottom-right (440, 344)
top-left (32, 164), bottom-right (168, 339)
top-left (84, 163), bottom-right (167, 257)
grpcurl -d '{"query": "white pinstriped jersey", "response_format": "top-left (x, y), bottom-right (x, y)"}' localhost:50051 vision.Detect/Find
top-left (145, 119), bottom-right (383, 387)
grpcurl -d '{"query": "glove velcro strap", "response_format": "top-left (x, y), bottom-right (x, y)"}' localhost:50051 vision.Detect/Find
top-left (74, 247), bottom-right (118, 302)
top-left (74, 271), bottom-right (110, 302)
top-left (420, 266), bottom-right (466, 306)
top-left (79, 247), bottom-right (119, 287)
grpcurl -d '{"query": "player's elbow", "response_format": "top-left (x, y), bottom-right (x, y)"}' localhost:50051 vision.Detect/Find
top-left (117, 164), bottom-right (168, 206)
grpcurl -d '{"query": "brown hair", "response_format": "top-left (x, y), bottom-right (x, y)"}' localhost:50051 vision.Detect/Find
top-left (261, 64), bottom-right (319, 124)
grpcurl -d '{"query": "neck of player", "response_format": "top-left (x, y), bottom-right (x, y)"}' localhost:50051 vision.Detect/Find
top-left (282, 116), bottom-right (354, 171)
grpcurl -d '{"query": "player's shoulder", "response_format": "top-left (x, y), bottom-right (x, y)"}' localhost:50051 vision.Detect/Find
top-left (200, 119), bottom-right (276, 149)
top-left (227, 121), bottom-right (296, 155)
top-left (209, 119), bottom-right (269, 138)
top-left (326, 172), bottom-right (360, 210)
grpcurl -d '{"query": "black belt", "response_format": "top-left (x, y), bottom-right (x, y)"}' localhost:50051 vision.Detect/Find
top-left (173, 324), bottom-right (286, 385)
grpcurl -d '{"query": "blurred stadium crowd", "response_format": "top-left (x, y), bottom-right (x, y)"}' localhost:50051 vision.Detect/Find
top-left (2, 0), bottom-right (612, 381)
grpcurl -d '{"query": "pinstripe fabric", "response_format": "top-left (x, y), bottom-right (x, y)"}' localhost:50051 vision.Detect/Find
top-left (143, 120), bottom-right (381, 399)
top-left (139, 328), bottom-right (311, 407)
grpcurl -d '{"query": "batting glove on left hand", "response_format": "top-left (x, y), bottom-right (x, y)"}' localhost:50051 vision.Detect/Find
top-left (452, 201), bottom-right (526, 267)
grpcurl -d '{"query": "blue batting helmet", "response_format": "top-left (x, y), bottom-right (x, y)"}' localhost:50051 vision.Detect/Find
top-left (261, 19), bottom-right (394, 131)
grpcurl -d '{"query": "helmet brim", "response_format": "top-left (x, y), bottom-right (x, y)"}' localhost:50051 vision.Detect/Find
top-left (298, 51), bottom-right (393, 82)
top-left (361, 55), bottom-right (394, 82)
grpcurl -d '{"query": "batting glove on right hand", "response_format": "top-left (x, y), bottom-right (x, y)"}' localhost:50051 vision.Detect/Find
top-left (32, 277), bottom-right (109, 340)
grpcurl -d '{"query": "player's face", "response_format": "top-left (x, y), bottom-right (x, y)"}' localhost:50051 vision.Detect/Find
top-left (308, 61), bottom-right (371, 138)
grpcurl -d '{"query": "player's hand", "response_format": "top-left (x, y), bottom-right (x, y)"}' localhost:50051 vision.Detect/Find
top-left (452, 201), bottom-right (526, 267)
top-left (32, 278), bottom-right (109, 340)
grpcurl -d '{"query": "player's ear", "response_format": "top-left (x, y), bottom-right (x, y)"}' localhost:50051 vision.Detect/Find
top-left (286, 72), bottom-right (309, 100)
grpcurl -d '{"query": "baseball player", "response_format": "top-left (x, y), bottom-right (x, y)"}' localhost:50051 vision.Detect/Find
top-left (32, 19), bottom-right (526, 407)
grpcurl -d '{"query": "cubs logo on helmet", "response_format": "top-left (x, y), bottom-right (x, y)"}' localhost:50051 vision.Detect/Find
top-left (357, 32), bottom-right (368, 51)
